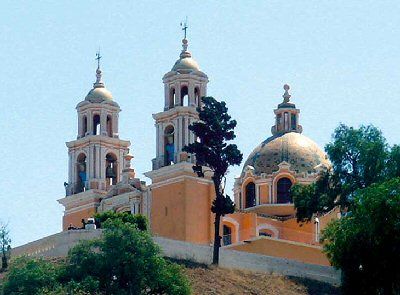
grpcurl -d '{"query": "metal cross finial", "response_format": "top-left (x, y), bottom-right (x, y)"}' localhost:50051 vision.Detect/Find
top-left (95, 49), bottom-right (102, 69)
top-left (180, 17), bottom-right (188, 39)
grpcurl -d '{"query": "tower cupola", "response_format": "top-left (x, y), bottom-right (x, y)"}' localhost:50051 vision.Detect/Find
top-left (271, 84), bottom-right (303, 135)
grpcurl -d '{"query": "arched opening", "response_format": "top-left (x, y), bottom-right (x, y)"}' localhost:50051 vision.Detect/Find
top-left (169, 88), bottom-right (175, 109)
top-left (82, 116), bottom-right (87, 136)
top-left (222, 225), bottom-right (232, 246)
top-left (291, 113), bottom-right (296, 130)
top-left (76, 153), bottom-right (87, 193)
top-left (93, 114), bottom-right (100, 135)
top-left (164, 125), bottom-right (175, 166)
top-left (245, 182), bottom-right (256, 208)
top-left (194, 87), bottom-right (200, 107)
top-left (106, 115), bottom-right (112, 137)
top-left (277, 177), bottom-right (292, 204)
top-left (105, 153), bottom-right (118, 186)
top-left (181, 86), bottom-right (189, 106)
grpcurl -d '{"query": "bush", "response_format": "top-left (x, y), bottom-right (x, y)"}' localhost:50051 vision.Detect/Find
top-left (94, 211), bottom-right (148, 231)
top-left (2, 257), bottom-right (59, 295)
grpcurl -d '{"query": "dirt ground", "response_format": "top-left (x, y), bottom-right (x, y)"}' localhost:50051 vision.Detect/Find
top-left (179, 260), bottom-right (340, 295)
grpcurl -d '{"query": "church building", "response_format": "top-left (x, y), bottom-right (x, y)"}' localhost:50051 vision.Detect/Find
top-left (58, 35), bottom-right (339, 266)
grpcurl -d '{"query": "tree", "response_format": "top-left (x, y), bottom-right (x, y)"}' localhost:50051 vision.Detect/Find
top-left (2, 257), bottom-right (60, 295)
top-left (2, 219), bottom-right (190, 295)
top-left (183, 96), bottom-right (243, 264)
top-left (322, 178), bottom-right (400, 294)
top-left (94, 211), bottom-right (148, 231)
top-left (387, 144), bottom-right (400, 178)
top-left (292, 124), bottom-right (390, 221)
top-left (0, 222), bottom-right (11, 271)
top-left (62, 219), bottom-right (190, 295)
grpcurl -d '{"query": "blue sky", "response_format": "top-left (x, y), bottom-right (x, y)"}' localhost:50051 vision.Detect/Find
top-left (1, 1), bottom-right (399, 246)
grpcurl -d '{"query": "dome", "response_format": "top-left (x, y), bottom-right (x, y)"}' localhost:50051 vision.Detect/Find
top-left (243, 132), bottom-right (330, 176)
top-left (172, 57), bottom-right (200, 72)
top-left (85, 86), bottom-right (113, 103)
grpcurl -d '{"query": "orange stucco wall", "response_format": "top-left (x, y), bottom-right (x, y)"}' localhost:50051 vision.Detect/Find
top-left (259, 184), bottom-right (269, 204)
top-left (62, 207), bottom-right (97, 231)
top-left (229, 237), bottom-right (330, 266)
top-left (151, 177), bottom-right (214, 244)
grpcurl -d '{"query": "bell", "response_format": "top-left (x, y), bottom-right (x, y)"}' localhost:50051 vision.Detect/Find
top-left (106, 166), bottom-right (116, 178)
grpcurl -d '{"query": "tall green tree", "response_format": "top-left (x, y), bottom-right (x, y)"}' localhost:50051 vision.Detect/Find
top-left (322, 178), bottom-right (400, 295)
top-left (183, 96), bottom-right (243, 265)
top-left (292, 124), bottom-right (390, 221)
top-left (0, 222), bottom-right (11, 271)
top-left (387, 144), bottom-right (400, 178)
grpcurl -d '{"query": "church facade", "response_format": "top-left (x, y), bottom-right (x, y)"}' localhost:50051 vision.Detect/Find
top-left (58, 36), bottom-right (339, 266)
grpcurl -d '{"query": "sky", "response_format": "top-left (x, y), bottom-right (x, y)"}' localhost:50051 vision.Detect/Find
top-left (1, 1), bottom-right (399, 247)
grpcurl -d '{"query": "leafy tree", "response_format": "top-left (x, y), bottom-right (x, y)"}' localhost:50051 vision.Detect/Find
top-left (183, 96), bottom-right (243, 264)
top-left (322, 178), bottom-right (400, 295)
top-left (292, 124), bottom-right (390, 221)
top-left (94, 211), bottom-right (148, 231)
top-left (387, 144), bottom-right (400, 178)
top-left (291, 170), bottom-right (340, 222)
top-left (62, 219), bottom-right (190, 294)
top-left (2, 257), bottom-right (60, 295)
top-left (0, 222), bottom-right (11, 271)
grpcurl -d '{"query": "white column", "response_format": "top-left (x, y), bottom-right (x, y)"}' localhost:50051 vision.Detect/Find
top-left (113, 113), bottom-right (119, 137)
top-left (100, 111), bottom-right (107, 136)
top-left (184, 116), bottom-right (189, 148)
top-left (87, 111), bottom-right (93, 135)
top-left (164, 84), bottom-right (169, 110)
top-left (189, 83), bottom-right (195, 107)
top-left (77, 114), bottom-right (82, 138)
top-left (175, 83), bottom-right (181, 106)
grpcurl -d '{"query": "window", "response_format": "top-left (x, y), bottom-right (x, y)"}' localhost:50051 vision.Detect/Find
top-left (164, 125), bottom-right (175, 166)
top-left (291, 113), bottom-right (296, 130)
top-left (76, 153), bottom-right (87, 193)
top-left (169, 88), bottom-right (175, 109)
top-left (83, 116), bottom-right (87, 136)
top-left (106, 153), bottom-right (118, 186)
top-left (277, 177), bottom-right (292, 204)
top-left (93, 114), bottom-right (100, 135)
top-left (222, 225), bottom-right (232, 246)
top-left (245, 182), bottom-right (256, 208)
top-left (181, 86), bottom-right (189, 106)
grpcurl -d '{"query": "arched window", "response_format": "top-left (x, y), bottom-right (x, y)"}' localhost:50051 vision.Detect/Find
top-left (181, 86), bottom-right (189, 106)
top-left (76, 153), bottom-right (87, 193)
top-left (106, 153), bottom-right (118, 186)
top-left (245, 182), bottom-right (256, 208)
top-left (82, 116), bottom-right (87, 136)
top-left (169, 88), bottom-right (175, 109)
top-left (277, 177), bottom-right (292, 204)
top-left (222, 225), bottom-right (232, 246)
top-left (291, 114), bottom-right (296, 130)
top-left (164, 125), bottom-right (175, 166)
top-left (194, 87), bottom-right (200, 107)
top-left (93, 114), bottom-right (100, 135)
top-left (107, 115), bottom-right (112, 137)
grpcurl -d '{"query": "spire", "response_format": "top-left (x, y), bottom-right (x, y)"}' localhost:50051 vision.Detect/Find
top-left (179, 18), bottom-right (191, 59)
top-left (94, 50), bottom-right (104, 88)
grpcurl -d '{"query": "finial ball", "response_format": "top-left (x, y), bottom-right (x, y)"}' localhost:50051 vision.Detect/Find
top-left (284, 84), bottom-right (290, 91)
top-left (182, 38), bottom-right (188, 44)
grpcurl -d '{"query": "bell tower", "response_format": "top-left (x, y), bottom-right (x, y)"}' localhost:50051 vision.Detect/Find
top-left (59, 54), bottom-right (130, 230)
top-left (152, 38), bottom-right (209, 170)
top-left (145, 33), bottom-right (215, 245)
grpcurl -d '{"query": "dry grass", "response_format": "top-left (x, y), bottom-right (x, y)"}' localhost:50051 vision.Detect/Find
top-left (175, 260), bottom-right (340, 295)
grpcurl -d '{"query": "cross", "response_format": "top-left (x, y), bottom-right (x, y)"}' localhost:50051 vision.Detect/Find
top-left (95, 49), bottom-right (102, 69)
top-left (180, 17), bottom-right (188, 39)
